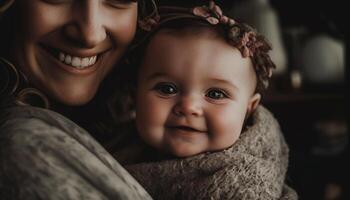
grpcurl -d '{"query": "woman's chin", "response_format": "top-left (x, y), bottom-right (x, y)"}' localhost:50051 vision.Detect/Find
top-left (50, 88), bottom-right (97, 107)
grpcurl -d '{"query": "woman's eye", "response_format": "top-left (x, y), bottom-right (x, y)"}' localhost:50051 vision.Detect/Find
top-left (206, 89), bottom-right (228, 99)
top-left (105, 0), bottom-right (135, 8)
top-left (153, 83), bottom-right (178, 96)
top-left (41, 0), bottom-right (69, 4)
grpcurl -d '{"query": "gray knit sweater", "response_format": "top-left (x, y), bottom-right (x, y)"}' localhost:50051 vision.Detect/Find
top-left (0, 106), bottom-right (152, 200)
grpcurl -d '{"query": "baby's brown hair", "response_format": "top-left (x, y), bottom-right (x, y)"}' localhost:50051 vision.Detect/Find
top-left (129, 1), bottom-right (276, 94)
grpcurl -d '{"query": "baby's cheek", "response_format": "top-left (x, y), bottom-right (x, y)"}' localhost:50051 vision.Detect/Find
top-left (145, 98), bottom-right (171, 124)
top-left (207, 109), bottom-right (244, 146)
top-left (137, 95), bottom-right (171, 137)
top-left (208, 108), bottom-right (235, 130)
top-left (136, 101), bottom-right (165, 148)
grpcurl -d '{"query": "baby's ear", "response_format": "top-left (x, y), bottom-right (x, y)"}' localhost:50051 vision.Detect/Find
top-left (247, 93), bottom-right (261, 116)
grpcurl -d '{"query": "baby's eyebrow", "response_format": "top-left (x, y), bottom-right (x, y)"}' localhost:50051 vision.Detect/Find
top-left (208, 78), bottom-right (239, 92)
top-left (146, 72), bottom-right (169, 81)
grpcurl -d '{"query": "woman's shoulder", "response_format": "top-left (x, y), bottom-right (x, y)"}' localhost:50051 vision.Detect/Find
top-left (0, 105), bottom-right (104, 163)
top-left (0, 106), bottom-right (92, 141)
top-left (0, 106), bottom-right (152, 200)
top-left (0, 106), bottom-right (93, 167)
top-left (2, 105), bottom-right (82, 130)
top-left (0, 106), bottom-right (92, 199)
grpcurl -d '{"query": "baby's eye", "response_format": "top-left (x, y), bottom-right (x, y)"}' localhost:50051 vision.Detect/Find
top-left (153, 83), bottom-right (178, 96)
top-left (206, 89), bottom-right (229, 99)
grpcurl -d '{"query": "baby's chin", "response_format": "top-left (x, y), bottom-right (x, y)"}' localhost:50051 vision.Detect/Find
top-left (166, 146), bottom-right (205, 158)
top-left (168, 143), bottom-right (237, 158)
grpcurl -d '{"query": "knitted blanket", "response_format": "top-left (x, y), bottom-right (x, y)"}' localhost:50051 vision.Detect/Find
top-left (124, 106), bottom-right (298, 200)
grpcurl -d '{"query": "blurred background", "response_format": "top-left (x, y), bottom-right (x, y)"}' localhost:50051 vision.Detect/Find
top-left (159, 0), bottom-right (348, 199)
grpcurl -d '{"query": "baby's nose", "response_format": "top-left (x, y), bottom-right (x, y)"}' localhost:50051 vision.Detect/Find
top-left (173, 96), bottom-right (203, 117)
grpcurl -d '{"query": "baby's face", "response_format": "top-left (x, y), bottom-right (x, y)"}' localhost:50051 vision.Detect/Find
top-left (135, 32), bottom-right (260, 157)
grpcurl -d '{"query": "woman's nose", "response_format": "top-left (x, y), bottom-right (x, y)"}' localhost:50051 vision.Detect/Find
top-left (64, 1), bottom-right (107, 48)
top-left (173, 96), bottom-right (204, 117)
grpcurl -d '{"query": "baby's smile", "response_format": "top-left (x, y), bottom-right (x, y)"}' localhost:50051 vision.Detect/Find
top-left (166, 125), bottom-right (207, 134)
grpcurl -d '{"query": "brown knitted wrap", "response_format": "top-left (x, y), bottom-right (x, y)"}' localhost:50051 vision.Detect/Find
top-left (122, 106), bottom-right (298, 199)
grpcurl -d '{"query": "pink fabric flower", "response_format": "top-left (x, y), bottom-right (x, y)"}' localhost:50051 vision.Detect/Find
top-left (192, 1), bottom-right (234, 26)
top-left (192, 6), bottom-right (211, 18)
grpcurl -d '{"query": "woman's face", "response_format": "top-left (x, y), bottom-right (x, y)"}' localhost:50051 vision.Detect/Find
top-left (11, 0), bottom-right (138, 105)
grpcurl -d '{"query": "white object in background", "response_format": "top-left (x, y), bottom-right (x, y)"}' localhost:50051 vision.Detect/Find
top-left (229, 0), bottom-right (288, 75)
top-left (300, 34), bottom-right (344, 84)
top-left (290, 70), bottom-right (303, 89)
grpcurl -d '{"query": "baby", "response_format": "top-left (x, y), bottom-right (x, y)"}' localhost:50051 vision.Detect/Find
top-left (114, 1), bottom-right (297, 199)
top-left (135, 23), bottom-right (263, 158)
top-left (130, 6), bottom-right (274, 158)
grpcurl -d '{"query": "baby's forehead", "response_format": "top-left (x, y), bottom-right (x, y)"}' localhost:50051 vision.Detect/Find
top-left (143, 32), bottom-right (258, 92)
top-left (157, 26), bottom-right (224, 41)
top-left (148, 30), bottom-right (252, 66)
top-left (148, 31), bottom-right (252, 68)
top-left (151, 29), bottom-right (232, 53)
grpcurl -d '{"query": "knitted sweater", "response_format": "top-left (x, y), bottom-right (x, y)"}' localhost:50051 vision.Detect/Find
top-left (0, 106), bottom-right (152, 200)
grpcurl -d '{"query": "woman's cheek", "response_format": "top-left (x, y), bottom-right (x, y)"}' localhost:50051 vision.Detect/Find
top-left (106, 7), bottom-right (138, 45)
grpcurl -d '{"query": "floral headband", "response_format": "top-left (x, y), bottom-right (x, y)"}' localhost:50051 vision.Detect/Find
top-left (138, 0), bottom-right (275, 91)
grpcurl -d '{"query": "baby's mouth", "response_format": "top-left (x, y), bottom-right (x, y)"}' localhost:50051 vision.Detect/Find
top-left (40, 44), bottom-right (99, 69)
top-left (167, 125), bottom-right (205, 133)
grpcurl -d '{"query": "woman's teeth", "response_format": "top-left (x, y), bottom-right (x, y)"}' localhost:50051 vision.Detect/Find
top-left (58, 52), bottom-right (97, 69)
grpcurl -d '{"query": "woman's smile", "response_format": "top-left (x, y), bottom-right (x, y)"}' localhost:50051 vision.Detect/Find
top-left (58, 53), bottom-right (97, 69)
top-left (38, 43), bottom-right (111, 75)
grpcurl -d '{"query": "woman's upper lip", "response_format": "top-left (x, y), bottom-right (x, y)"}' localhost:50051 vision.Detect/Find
top-left (40, 43), bottom-right (111, 57)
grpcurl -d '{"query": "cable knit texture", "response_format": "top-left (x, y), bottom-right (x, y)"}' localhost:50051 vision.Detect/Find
top-left (124, 106), bottom-right (298, 200)
top-left (0, 106), bottom-right (152, 200)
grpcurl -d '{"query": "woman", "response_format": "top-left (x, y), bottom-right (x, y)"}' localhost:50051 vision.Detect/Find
top-left (0, 0), bottom-right (154, 199)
